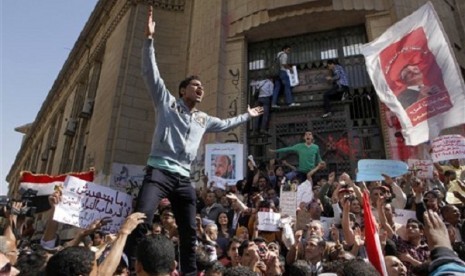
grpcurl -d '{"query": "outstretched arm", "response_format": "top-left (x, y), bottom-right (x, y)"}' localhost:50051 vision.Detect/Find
top-left (145, 6), bottom-right (155, 39)
top-left (141, 6), bottom-right (173, 107)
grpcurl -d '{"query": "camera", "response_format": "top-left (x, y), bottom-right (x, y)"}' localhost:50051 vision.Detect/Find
top-left (344, 194), bottom-right (356, 202)
top-left (0, 189), bottom-right (38, 218)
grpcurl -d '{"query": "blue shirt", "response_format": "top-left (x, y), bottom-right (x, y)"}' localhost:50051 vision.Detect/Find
top-left (333, 64), bottom-right (349, 87)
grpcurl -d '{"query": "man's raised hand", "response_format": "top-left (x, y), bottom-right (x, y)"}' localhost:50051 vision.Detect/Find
top-left (145, 6), bottom-right (156, 38)
top-left (247, 105), bottom-right (264, 117)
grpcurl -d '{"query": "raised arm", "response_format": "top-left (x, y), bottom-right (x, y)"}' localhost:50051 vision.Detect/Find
top-left (376, 197), bottom-right (395, 239)
top-left (98, 213), bottom-right (146, 276)
top-left (41, 190), bottom-right (61, 248)
top-left (141, 6), bottom-right (173, 107)
top-left (382, 174), bottom-right (406, 209)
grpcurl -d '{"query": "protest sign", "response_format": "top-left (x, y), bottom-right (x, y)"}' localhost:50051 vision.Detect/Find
top-left (407, 159), bottom-right (434, 179)
top-left (296, 180), bottom-right (314, 208)
top-left (280, 187), bottom-right (297, 218)
top-left (54, 176), bottom-right (133, 233)
top-left (356, 159), bottom-right (408, 181)
top-left (392, 209), bottom-right (416, 226)
top-left (205, 144), bottom-right (244, 186)
top-left (431, 135), bottom-right (465, 162)
top-left (257, 211), bottom-right (281, 232)
top-left (446, 191), bottom-right (463, 205)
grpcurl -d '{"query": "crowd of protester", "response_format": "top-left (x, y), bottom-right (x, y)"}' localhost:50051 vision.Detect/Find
top-left (1, 155), bottom-right (465, 275)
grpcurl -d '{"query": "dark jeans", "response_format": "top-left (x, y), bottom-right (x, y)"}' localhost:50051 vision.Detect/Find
top-left (323, 84), bottom-right (349, 113)
top-left (253, 96), bottom-right (271, 130)
top-left (125, 167), bottom-right (197, 276)
top-left (272, 70), bottom-right (294, 105)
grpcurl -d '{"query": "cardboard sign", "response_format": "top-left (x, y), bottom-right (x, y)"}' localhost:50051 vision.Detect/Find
top-left (356, 159), bottom-right (408, 181)
top-left (431, 135), bottom-right (465, 162)
top-left (407, 159), bottom-right (434, 179)
top-left (257, 211), bottom-right (281, 232)
top-left (280, 187), bottom-right (297, 218)
top-left (54, 176), bottom-right (133, 233)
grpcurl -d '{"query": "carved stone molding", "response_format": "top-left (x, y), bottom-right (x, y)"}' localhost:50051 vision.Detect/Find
top-left (136, 0), bottom-right (185, 11)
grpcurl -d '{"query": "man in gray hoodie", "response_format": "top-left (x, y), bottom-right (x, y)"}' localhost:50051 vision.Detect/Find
top-left (126, 6), bottom-right (263, 276)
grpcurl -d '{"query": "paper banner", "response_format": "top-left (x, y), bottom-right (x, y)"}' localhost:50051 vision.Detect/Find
top-left (257, 211), bottom-right (281, 232)
top-left (54, 176), bottom-right (133, 233)
top-left (431, 135), bottom-right (465, 162)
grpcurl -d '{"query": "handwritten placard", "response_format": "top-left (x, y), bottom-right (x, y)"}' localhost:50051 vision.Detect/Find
top-left (431, 135), bottom-right (465, 162)
top-left (356, 159), bottom-right (408, 181)
top-left (407, 159), bottom-right (434, 179)
top-left (296, 180), bottom-right (314, 208)
top-left (257, 211), bottom-right (281, 232)
top-left (54, 176), bottom-right (133, 233)
top-left (280, 187), bottom-right (297, 218)
top-left (392, 209), bottom-right (416, 226)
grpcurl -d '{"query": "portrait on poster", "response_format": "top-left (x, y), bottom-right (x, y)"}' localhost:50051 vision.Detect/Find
top-left (380, 28), bottom-right (452, 126)
top-left (205, 143), bottom-right (244, 186)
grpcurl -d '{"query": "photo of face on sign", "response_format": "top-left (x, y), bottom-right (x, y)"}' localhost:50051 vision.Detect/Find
top-left (211, 154), bottom-right (235, 180)
top-left (380, 28), bottom-right (452, 126)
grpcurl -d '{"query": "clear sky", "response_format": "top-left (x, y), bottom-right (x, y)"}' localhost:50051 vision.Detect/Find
top-left (1, 1), bottom-right (99, 195)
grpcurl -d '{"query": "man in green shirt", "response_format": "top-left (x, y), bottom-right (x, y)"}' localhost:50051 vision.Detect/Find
top-left (269, 131), bottom-right (324, 183)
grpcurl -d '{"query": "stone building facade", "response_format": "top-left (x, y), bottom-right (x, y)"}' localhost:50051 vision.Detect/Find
top-left (6, 0), bottom-right (465, 200)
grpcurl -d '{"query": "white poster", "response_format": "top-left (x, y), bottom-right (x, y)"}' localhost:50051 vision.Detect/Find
top-left (257, 211), bottom-right (281, 232)
top-left (296, 180), bottom-right (314, 208)
top-left (431, 135), bottom-right (465, 162)
top-left (392, 209), bottom-right (416, 226)
top-left (279, 187), bottom-right (297, 218)
top-left (205, 143), bottom-right (244, 187)
top-left (54, 176), bottom-right (133, 233)
top-left (361, 2), bottom-right (465, 145)
top-left (407, 159), bottom-right (434, 179)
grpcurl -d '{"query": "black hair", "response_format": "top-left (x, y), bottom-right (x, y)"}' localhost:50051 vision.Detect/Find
top-left (327, 59), bottom-right (339, 65)
top-left (238, 239), bottom-right (250, 257)
top-left (16, 247), bottom-right (48, 276)
top-left (288, 260), bottom-right (313, 276)
top-left (224, 266), bottom-right (257, 276)
top-left (178, 75), bottom-right (201, 97)
top-left (281, 45), bottom-right (291, 51)
top-left (136, 234), bottom-right (175, 274)
top-left (407, 218), bottom-right (424, 230)
top-left (444, 170), bottom-right (456, 177)
top-left (337, 257), bottom-right (379, 276)
top-left (384, 238), bottom-right (397, 256)
top-left (253, 237), bottom-right (267, 244)
top-left (45, 246), bottom-right (95, 276)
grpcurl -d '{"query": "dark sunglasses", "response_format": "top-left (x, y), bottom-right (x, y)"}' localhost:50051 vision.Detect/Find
top-left (0, 262), bottom-right (11, 273)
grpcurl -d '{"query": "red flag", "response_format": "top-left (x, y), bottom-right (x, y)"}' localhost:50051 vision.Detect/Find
top-left (363, 191), bottom-right (387, 276)
top-left (19, 170), bottom-right (94, 213)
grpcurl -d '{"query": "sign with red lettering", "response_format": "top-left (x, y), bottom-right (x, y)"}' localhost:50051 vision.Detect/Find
top-left (431, 135), bottom-right (465, 162)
